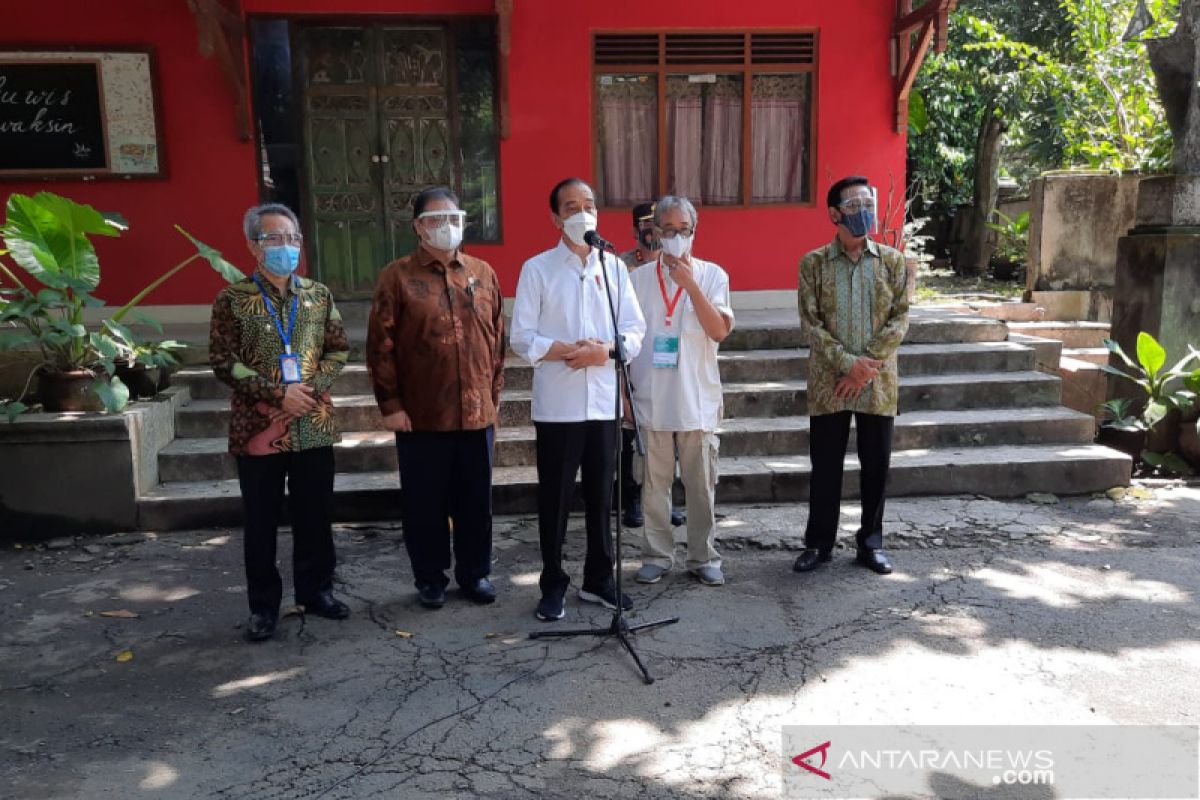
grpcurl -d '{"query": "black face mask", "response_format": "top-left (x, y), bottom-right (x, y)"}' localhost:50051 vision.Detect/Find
top-left (637, 228), bottom-right (659, 252)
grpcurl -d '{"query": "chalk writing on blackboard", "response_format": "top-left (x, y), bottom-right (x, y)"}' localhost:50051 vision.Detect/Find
top-left (0, 61), bottom-right (110, 174)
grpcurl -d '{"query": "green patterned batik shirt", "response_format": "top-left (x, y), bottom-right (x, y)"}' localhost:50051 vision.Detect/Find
top-left (797, 237), bottom-right (910, 417)
top-left (209, 274), bottom-right (349, 456)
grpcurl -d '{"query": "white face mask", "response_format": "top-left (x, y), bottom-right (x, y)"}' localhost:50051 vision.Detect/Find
top-left (417, 210), bottom-right (465, 252)
top-left (421, 223), bottom-right (463, 252)
top-left (561, 211), bottom-right (597, 246)
top-left (661, 234), bottom-right (693, 259)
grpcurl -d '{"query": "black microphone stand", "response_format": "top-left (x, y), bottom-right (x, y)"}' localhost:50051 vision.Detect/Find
top-left (528, 240), bottom-right (679, 685)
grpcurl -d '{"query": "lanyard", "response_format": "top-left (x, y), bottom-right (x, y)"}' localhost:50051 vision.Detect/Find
top-left (656, 257), bottom-right (685, 327)
top-left (252, 273), bottom-right (299, 354)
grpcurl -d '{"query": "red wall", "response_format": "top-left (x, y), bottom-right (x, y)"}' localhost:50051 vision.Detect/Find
top-left (2, 0), bottom-right (904, 304)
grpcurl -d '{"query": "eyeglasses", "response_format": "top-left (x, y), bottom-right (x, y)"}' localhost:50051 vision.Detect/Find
top-left (656, 227), bottom-right (694, 239)
top-left (417, 210), bottom-right (466, 229)
top-left (256, 233), bottom-right (304, 246)
top-left (837, 198), bottom-right (877, 214)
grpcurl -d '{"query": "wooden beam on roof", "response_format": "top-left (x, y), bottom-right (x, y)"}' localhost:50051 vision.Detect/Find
top-left (893, 0), bottom-right (956, 133)
top-left (187, 0), bottom-right (251, 142)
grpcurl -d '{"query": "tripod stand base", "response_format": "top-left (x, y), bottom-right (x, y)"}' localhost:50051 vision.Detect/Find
top-left (529, 614), bottom-right (680, 684)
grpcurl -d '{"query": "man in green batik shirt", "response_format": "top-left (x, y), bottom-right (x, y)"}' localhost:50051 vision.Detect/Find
top-left (209, 203), bottom-right (351, 641)
top-left (793, 176), bottom-right (910, 577)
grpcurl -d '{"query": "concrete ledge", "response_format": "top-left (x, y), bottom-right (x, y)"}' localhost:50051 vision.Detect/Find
top-left (0, 386), bottom-right (188, 538)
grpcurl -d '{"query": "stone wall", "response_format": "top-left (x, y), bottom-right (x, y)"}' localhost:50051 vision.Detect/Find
top-left (1026, 172), bottom-right (1141, 321)
top-left (0, 387), bottom-right (186, 538)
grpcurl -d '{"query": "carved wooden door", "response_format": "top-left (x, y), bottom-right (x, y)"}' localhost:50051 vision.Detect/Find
top-left (298, 24), bottom-right (452, 297)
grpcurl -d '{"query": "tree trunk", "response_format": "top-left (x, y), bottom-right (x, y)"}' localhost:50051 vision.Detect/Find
top-left (956, 107), bottom-right (1004, 276)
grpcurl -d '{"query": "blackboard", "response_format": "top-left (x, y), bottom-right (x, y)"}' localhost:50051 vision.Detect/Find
top-left (0, 61), bottom-right (110, 174)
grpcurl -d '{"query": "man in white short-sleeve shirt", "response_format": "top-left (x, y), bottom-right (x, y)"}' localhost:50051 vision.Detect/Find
top-left (627, 195), bottom-right (734, 587)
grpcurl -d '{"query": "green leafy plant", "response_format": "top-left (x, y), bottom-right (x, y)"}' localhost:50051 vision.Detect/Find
top-left (0, 191), bottom-right (241, 417)
top-left (1099, 332), bottom-right (1200, 474)
top-left (986, 210), bottom-right (1030, 266)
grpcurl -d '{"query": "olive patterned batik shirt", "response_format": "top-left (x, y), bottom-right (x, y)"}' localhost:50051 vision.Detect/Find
top-left (797, 237), bottom-right (910, 417)
top-left (209, 273), bottom-right (350, 456)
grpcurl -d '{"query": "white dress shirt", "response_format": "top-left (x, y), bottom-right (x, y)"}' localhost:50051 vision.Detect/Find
top-left (510, 240), bottom-right (646, 423)
top-left (628, 257), bottom-right (734, 431)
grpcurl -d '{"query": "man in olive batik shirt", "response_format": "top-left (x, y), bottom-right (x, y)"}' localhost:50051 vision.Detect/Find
top-left (210, 203), bottom-right (350, 641)
top-left (793, 176), bottom-right (910, 577)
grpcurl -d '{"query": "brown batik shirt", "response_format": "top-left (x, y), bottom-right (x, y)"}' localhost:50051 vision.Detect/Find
top-left (209, 273), bottom-right (350, 456)
top-left (366, 245), bottom-right (506, 431)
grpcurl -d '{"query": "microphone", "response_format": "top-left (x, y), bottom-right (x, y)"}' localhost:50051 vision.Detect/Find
top-left (583, 230), bottom-right (617, 252)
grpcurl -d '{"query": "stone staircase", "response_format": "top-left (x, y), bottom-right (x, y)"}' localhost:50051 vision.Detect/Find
top-left (135, 308), bottom-right (1131, 530)
top-left (1009, 320), bottom-right (1113, 419)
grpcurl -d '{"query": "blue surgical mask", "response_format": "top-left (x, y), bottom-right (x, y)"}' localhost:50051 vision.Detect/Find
top-left (839, 210), bottom-right (876, 238)
top-left (263, 245), bottom-right (301, 276)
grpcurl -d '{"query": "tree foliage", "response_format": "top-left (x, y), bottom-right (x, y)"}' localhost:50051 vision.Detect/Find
top-left (910, 0), bottom-right (1177, 218)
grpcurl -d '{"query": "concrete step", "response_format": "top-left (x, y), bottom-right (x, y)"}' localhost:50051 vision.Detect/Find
top-left (1008, 321), bottom-right (1111, 349)
top-left (172, 371), bottom-right (1064, 438)
top-left (167, 308), bottom-right (1009, 365)
top-left (1059, 357), bottom-right (1108, 418)
top-left (136, 443), bottom-right (1132, 530)
top-left (1062, 347), bottom-right (1109, 365)
top-left (172, 341), bottom-right (1038, 399)
top-left (159, 406), bottom-right (1098, 482)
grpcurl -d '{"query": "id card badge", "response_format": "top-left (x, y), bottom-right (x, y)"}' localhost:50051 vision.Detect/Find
top-left (652, 334), bottom-right (680, 369)
top-left (280, 353), bottom-right (302, 384)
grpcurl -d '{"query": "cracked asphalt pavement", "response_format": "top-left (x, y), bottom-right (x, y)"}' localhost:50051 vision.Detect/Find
top-left (3, 483), bottom-right (1199, 799)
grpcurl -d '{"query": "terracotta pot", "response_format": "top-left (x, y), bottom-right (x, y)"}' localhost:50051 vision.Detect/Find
top-left (156, 366), bottom-right (175, 391)
top-left (37, 369), bottom-right (103, 413)
top-left (905, 256), bottom-right (918, 301)
top-left (115, 361), bottom-right (161, 399)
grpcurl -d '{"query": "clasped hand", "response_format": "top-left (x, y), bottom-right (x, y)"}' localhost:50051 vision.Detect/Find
top-left (834, 356), bottom-right (883, 401)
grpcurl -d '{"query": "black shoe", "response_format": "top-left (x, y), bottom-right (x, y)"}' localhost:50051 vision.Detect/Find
top-left (417, 584), bottom-right (447, 609)
top-left (245, 612), bottom-right (277, 642)
top-left (579, 583), bottom-right (634, 611)
top-left (300, 590), bottom-right (350, 620)
top-left (670, 507), bottom-right (686, 527)
top-left (855, 548), bottom-right (894, 575)
top-left (536, 585), bottom-right (567, 621)
top-left (461, 577), bottom-right (497, 605)
top-left (792, 548), bottom-right (832, 573)
top-left (622, 497), bottom-right (644, 528)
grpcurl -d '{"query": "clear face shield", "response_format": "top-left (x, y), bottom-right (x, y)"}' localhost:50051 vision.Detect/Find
top-left (836, 186), bottom-right (879, 237)
top-left (416, 209), bottom-right (466, 230)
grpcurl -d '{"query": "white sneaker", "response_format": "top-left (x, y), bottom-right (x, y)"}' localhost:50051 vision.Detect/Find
top-left (635, 564), bottom-right (668, 584)
top-left (691, 565), bottom-right (725, 586)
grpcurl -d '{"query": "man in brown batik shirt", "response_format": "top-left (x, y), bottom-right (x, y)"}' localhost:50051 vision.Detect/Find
top-left (366, 187), bottom-right (506, 610)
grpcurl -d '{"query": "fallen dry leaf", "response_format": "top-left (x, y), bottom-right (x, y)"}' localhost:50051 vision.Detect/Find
top-left (100, 609), bottom-right (139, 619)
top-left (115, 650), bottom-right (133, 663)
top-left (393, 630), bottom-right (413, 639)
top-left (281, 605), bottom-right (304, 618)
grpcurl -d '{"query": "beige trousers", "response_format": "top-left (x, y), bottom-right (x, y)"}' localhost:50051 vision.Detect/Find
top-left (641, 429), bottom-right (721, 570)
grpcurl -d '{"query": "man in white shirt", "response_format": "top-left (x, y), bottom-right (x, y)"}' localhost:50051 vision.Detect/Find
top-left (627, 195), bottom-right (734, 587)
top-left (510, 178), bottom-right (647, 621)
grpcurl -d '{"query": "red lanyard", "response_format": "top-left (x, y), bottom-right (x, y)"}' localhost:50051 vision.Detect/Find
top-left (657, 258), bottom-right (685, 327)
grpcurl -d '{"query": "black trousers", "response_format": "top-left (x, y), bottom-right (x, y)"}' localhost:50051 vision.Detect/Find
top-left (805, 411), bottom-right (895, 553)
top-left (395, 426), bottom-right (494, 590)
top-left (535, 420), bottom-right (618, 595)
top-left (236, 446), bottom-right (337, 616)
top-left (619, 426), bottom-right (641, 507)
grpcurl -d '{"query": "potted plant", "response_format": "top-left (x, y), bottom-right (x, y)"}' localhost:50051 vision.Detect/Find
top-left (986, 210), bottom-right (1029, 281)
top-left (1098, 332), bottom-right (1200, 475)
top-left (102, 318), bottom-right (186, 399)
top-left (0, 191), bottom-right (242, 417)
